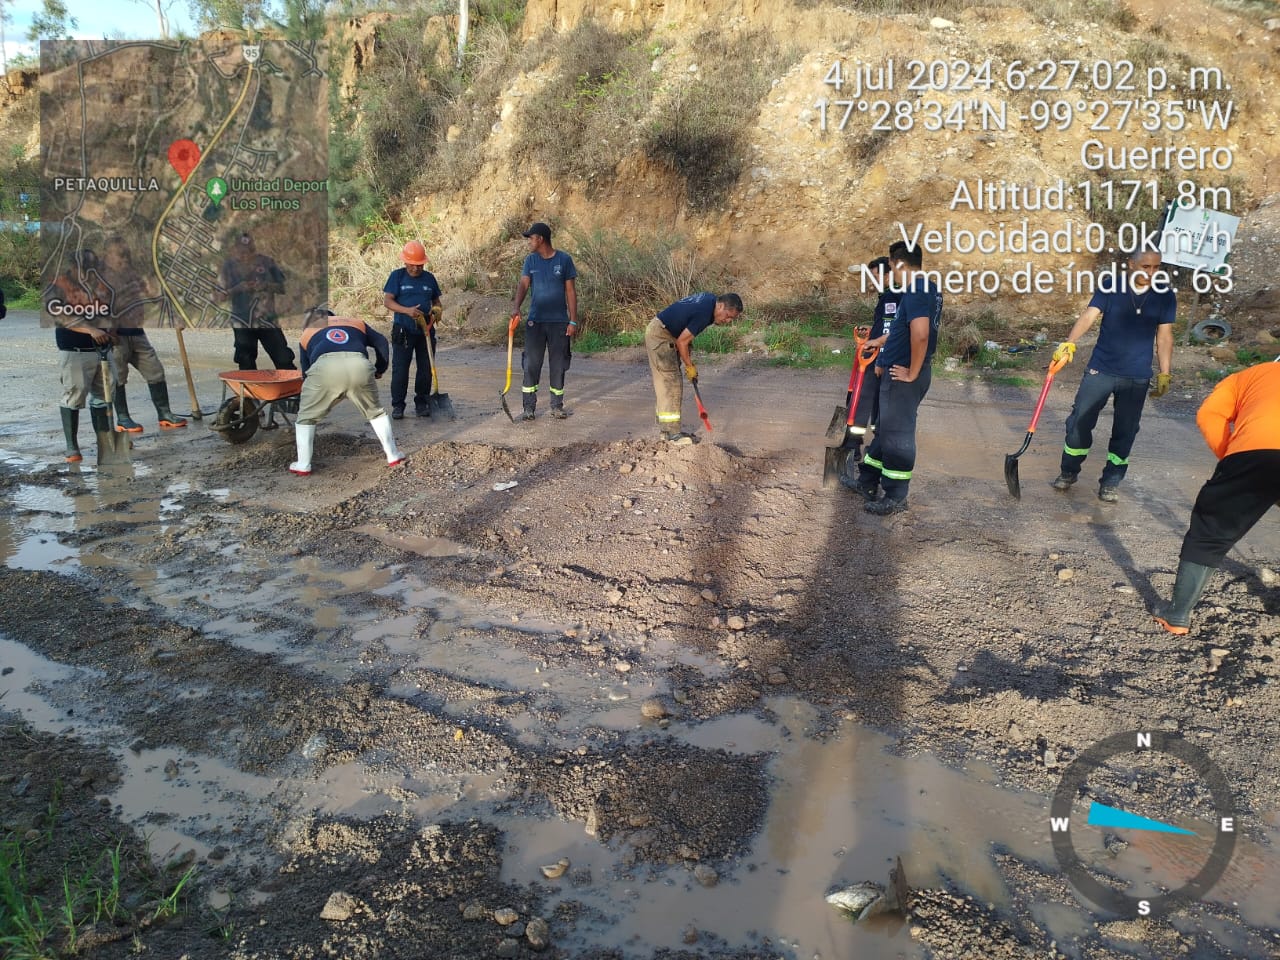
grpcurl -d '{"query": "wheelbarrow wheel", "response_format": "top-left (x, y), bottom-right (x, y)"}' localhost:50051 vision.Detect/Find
top-left (213, 397), bottom-right (260, 444)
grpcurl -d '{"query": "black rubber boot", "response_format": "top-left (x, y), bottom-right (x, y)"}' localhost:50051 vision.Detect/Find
top-left (1153, 561), bottom-right (1214, 636)
top-left (89, 405), bottom-right (113, 437)
top-left (114, 385), bottom-right (144, 433)
top-left (149, 381), bottom-right (187, 428)
top-left (60, 407), bottom-right (82, 462)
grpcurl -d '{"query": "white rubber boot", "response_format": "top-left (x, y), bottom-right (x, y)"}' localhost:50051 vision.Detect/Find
top-left (289, 423), bottom-right (315, 475)
top-left (369, 413), bottom-right (405, 467)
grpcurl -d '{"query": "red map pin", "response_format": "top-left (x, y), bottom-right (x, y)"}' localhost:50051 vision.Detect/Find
top-left (167, 139), bottom-right (201, 183)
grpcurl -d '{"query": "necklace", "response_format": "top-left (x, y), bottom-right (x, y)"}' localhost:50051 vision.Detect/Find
top-left (1130, 283), bottom-right (1152, 316)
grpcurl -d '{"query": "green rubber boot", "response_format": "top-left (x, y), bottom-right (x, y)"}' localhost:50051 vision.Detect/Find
top-left (1153, 561), bottom-right (1214, 636)
top-left (114, 385), bottom-right (144, 433)
top-left (60, 407), bottom-right (82, 462)
top-left (149, 381), bottom-right (187, 428)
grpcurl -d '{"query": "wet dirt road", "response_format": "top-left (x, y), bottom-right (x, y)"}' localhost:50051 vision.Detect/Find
top-left (2, 309), bottom-right (1278, 959)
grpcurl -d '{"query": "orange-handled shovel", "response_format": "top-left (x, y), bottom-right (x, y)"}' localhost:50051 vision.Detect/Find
top-left (500, 313), bottom-right (521, 422)
top-left (824, 325), bottom-right (875, 445)
top-left (1004, 355), bottom-right (1068, 500)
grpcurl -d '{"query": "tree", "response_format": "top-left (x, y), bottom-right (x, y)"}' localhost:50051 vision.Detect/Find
top-left (1, 0), bottom-right (10, 75)
top-left (456, 0), bottom-right (467, 68)
top-left (26, 0), bottom-right (78, 41)
top-left (128, 0), bottom-right (180, 39)
top-left (186, 0), bottom-right (266, 33)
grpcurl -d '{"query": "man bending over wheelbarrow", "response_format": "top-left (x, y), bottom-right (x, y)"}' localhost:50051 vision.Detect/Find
top-left (289, 307), bottom-right (404, 476)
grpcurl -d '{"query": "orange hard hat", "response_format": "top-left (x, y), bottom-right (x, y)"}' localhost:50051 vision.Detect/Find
top-left (400, 240), bottom-right (428, 265)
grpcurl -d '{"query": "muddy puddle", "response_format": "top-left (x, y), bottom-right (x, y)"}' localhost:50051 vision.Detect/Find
top-left (497, 697), bottom-right (1280, 959)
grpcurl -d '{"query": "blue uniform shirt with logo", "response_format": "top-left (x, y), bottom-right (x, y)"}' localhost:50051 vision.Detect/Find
top-left (870, 289), bottom-right (902, 341)
top-left (1085, 285), bottom-right (1176, 379)
top-left (658, 293), bottom-right (718, 338)
top-left (880, 276), bottom-right (942, 369)
top-left (383, 267), bottom-right (442, 333)
top-left (522, 250), bottom-right (577, 323)
top-left (299, 320), bottom-right (390, 377)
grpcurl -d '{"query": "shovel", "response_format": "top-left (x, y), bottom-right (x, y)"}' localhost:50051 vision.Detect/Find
top-left (691, 376), bottom-right (712, 433)
top-left (96, 346), bottom-right (132, 465)
top-left (823, 333), bottom-right (879, 488)
top-left (421, 320), bottom-right (455, 418)
top-left (1004, 355), bottom-right (1068, 499)
top-left (825, 326), bottom-right (874, 444)
top-left (500, 312), bottom-right (520, 422)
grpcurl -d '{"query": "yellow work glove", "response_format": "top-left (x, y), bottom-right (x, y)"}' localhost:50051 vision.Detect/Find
top-left (1150, 372), bottom-right (1172, 398)
top-left (429, 305), bottom-right (442, 326)
top-left (685, 363), bottom-right (698, 382)
top-left (1052, 341), bottom-right (1076, 365)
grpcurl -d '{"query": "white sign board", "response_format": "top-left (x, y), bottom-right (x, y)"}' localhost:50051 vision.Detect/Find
top-left (1159, 203), bottom-right (1239, 274)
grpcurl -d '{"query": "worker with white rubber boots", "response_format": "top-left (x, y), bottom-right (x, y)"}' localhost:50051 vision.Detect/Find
top-left (289, 307), bottom-right (404, 476)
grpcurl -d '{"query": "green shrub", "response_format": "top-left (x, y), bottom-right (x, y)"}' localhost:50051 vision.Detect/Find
top-left (570, 229), bottom-right (724, 334)
top-left (644, 29), bottom-right (797, 210)
top-left (516, 23), bottom-right (655, 188)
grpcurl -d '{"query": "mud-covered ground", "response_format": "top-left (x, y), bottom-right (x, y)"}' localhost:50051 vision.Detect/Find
top-left (2, 311), bottom-right (1278, 959)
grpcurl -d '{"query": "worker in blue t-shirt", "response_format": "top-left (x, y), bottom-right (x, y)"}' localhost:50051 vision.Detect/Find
top-left (845, 243), bottom-right (942, 514)
top-left (383, 240), bottom-right (443, 420)
top-left (1050, 248), bottom-right (1176, 502)
top-left (645, 292), bottom-right (744, 444)
top-left (511, 222), bottom-right (578, 420)
top-left (849, 243), bottom-right (907, 446)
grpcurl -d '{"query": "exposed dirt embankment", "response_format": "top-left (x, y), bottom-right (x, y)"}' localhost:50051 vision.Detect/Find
top-left (390, 0), bottom-right (1280, 316)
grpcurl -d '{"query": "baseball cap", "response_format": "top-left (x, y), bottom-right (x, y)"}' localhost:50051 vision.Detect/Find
top-left (522, 222), bottom-right (552, 241)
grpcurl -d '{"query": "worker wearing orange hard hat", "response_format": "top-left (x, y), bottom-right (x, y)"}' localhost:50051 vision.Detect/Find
top-left (383, 240), bottom-right (443, 420)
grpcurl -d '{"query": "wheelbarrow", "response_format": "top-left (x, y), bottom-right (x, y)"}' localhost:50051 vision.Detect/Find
top-left (209, 370), bottom-right (303, 444)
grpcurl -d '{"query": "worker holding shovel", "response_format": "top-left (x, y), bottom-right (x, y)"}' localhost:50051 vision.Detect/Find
top-left (49, 249), bottom-right (119, 463)
top-left (383, 240), bottom-right (443, 420)
top-left (644, 292), bottom-right (744, 444)
top-left (1050, 247), bottom-right (1175, 503)
top-left (847, 243), bottom-right (943, 514)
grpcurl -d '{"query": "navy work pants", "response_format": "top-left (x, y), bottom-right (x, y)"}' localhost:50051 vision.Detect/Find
top-left (522, 321), bottom-right (570, 410)
top-left (1060, 370), bottom-right (1150, 487)
top-left (234, 327), bottom-right (296, 371)
top-left (859, 366), bottom-right (931, 502)
top-left (390, 325), bottom-right (435, 410)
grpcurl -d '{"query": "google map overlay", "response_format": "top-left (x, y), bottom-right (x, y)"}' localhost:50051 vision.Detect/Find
top-left (39, 38), bottom-right (328, 329)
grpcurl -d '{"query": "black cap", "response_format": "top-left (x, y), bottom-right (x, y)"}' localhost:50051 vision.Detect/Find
top-left (867, 255), bottom-right (890, 271)
top-left (522, 222), bottom-right (551, 241)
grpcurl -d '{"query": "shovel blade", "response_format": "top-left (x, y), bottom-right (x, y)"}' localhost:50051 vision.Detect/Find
top-left (500, 393), bottom-right (515, 423)
top-left (96, 430), bottom-right (132, 466)
top-left (823, 446), bottom-right (843, 488)
top-left (431, 393), bottom-right (456, 419)
top-left (825, 404), bottom-right (849, 445)
top-left (1003, 454), bottom-right (1021, 500)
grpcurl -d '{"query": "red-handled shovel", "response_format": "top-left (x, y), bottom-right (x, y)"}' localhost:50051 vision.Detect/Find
top-left (1004, 355), bottom-right (1068, 499)
top-left (691, 377), bottom-right (712, 433)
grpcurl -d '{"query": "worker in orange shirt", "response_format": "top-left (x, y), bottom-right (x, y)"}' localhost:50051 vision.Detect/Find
top-left (1154, 360), bottom-right (1280, 635)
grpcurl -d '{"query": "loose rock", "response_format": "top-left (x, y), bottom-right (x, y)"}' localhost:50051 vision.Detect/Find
top-left (726, 615), bottom-right (747, 630)
top-left (641, 698), bottom-right (669, 719)
top-left (540, 858), bottom-right (570, 879)
top-left (494, 907), bottom-right (519, 926)
top-left (320, 891), bottom-right (358, 922)
top-left (526, 917), bottom-right (551, 950)
top-left (693, 864), bottom-right (719, 887)
top-left (1056, 568), bottom-right (1074, 581)
top-left (496, 938), bottom-right (520, 958)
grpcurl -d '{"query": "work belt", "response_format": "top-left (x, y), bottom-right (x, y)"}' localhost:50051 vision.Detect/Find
top-left (62, 346), bottom-right (100, 353)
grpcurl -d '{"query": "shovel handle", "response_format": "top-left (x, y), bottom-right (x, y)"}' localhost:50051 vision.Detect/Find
top-left (502, 314), bottom-right (520, 395)
top-left (1026, 355), bottom-right (1069, 435)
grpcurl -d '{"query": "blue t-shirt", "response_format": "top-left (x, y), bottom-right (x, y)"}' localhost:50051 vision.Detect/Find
top-left (383, 267), bottom-right (442, 333)
top-left (658, 293), bottom-right (718, 338)
top-left (870, 289), bottom-right (902, 341)
top-left (522, 250), bottom-right (577, 323)
top-left (1086, 285), bottom-right (1176, 378)
top-left (881, 276), bottom-right (942, 369)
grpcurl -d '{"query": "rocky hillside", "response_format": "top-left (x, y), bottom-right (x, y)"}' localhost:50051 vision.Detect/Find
top-left (342, 0), bottom-right (1278, 327)
top-left (5, 0), bottom-right (1279, 332)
